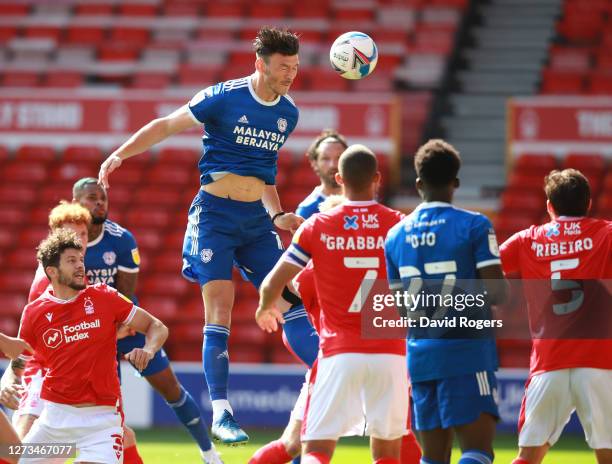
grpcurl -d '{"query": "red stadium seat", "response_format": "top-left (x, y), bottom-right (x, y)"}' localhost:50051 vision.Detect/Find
top-left (494, 214), bottom-right (538, 243)
top-left (595, 193), bottom-right (612, 217)
top-left (138, 297), bottom-right (179, 321)
top-left (2, 72), bottom-right (40, 88)
top-left (110, 27), bottom-right (150, 46)
top-left (291, 3), bottom-right (330, 19)
top-left (3, 162), bottom-right (47, 183)
top-left (75, 3), bottom-right (114, 15)
top-left (98, 44), bottom-right (140, 62)
top-left (0, 4), bottom-right (29, 15)
top-left (49, 163), bottom-right (97, 183)
top-left (163, 3), bottom-right (201, 16)
top-left (500, 190), bottom-right (544, 215)
top-left (0, 184), bottom-right (38, 205)
top-left (157, 148), bottom-right (200, 165)
top-left (24, 26), bottom-right (62, 41)
top-left (63, 145), bottom-right (103, 163)
top-left (126, 228), bottom-right (164, 250)
top-left (513, 154), bottom-right (558, 175)
top-left (65, 26), bottom-right (106, 45)
top-left (333, 8), bottom-right (374, 21)
top-left (0, 272), bottom-right (35, 294)
top-left (30, 206), bottom-right (55, 226)
top-left (147, 165), bottom-right (195, 186)
top-left (308, 69), bottom-right (350, 91)
top-left (6, 249), bottom-right (37, 270)
top-left (117, 3), bottom-right (158, 16)
top-left (230, 347), bottom-right (265, 363)
top-left (43, 72), bottom-right (84, 88)
top-left (152, 251), bottom-right (182, 274)
top-left (0, 318), bottom-right (19, 337)
top-left (15, 145), bottom-right (56, 163)
top-left (141, 273), bottom-right (191, 298)
top-left (507, 172), bottom-right (546, 191)
top-left (131, 73), bottom-right (172, 89)
top-left (541, 69), bottom-right (584, 94)
top-left (108, 166), bottom-right (144, 186)
top-left (164, 230), bottom-right (187, 252)
top-left (38, 184), bottom-right (74, 205)
top-left (229, 322), bottom-right (267, 346)
top-left (0, 145), bottom-right (9, 162)
top-left (0, 206), bottom-right (28, 226)
top-left (0, 27), bottom-right (18, 43)
top-left (587, 71), bottom-right (612, 94)
top-left (124, 209), bottom-right (172, 229)
top-left (0, 227), bottom-right (15, 249)
top-left (563, 153), bottom-right (606, 174)
top-left (248, 3), bottom-right (287, 18)
top-left (19, 227), bottom-right (49, 248)
top-left (134, 187), bottom-right (182, 207)
top-left (548, 46), bottom-right (591, 71)
top-left (178, 65), bottom-right (220, 87)
top-left (0, 293), bottom-right (28, 318)
top-left (205, 3), bottom-right (245, 17)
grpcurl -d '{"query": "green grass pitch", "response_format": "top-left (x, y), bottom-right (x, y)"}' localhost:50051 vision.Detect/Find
top-left (133, 428), bottom-right (593, 463)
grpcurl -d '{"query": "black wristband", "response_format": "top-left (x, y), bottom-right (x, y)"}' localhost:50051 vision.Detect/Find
top-left (271, 211), bottom-right (286, 223)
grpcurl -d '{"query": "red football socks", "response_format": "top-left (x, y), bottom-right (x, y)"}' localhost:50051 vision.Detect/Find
top-left (123, 445), bottom-right (144, 464)
top-left (400, 431), bottom-right (422, 464)
top-left (302, 452), bottom-right (331, 464)
top-left (249, 439), bottom-right (293, 464)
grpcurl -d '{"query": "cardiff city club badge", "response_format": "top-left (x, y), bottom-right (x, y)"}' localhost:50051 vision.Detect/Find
top-left (277, 118), bottom-right (287, 133)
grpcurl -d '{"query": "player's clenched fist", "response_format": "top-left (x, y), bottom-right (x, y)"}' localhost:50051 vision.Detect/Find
top-left (255, 306), bottom-right (285, 333)
top-left (125, 348), bottom-right (154, 372)
top-left (274, 212), bottom-right (304, 234)
top-left (98, 154), bottom-right (123, 189)
top-left (0, 384), bottom-right (23, 410)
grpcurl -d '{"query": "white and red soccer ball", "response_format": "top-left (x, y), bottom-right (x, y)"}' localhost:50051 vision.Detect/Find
top-left (329, 31), bottom-right (378, 80)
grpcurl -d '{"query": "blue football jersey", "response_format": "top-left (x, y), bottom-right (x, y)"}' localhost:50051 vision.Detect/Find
top-left (385, 202), bottom-right (502, 382)
top-left (187, 76), bottom-right (299, 186)
top-left (296, 187), bottom-right (326, 219)
top-left (85, 220), bottom-right (140, 302)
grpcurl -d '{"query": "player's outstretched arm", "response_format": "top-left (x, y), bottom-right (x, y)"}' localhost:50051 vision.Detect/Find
top-left (478, 265), bottom-right (509, 306)
top-left (98, 105), bottom-right (199, 188)
top-left (124, 308), bottom-right (169, 371)
top-left (257, 261), bottom-right (302, 333)
top-left (0, 334), bottom-right (32, 361)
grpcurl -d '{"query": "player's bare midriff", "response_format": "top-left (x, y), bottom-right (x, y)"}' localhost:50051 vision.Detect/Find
top-left (202, 173), bottom-right (266, 202)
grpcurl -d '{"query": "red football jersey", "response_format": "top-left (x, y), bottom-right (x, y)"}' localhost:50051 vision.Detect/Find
top-left (28, 264), bottom-right (50, 303)
top-left (500, 216), bottom-right (612, 374)
top-left (18, 283), bottom-right (135, 406)
top-left (286, 200), bottom-right (405, 358)
top-left (25, 264), bottom-right (52, 378)
top-left (293, 263), bottom-right (321, 333)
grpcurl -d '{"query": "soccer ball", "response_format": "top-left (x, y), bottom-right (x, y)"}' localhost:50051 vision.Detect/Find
top-left (329, 31), bottom-right (378, 80)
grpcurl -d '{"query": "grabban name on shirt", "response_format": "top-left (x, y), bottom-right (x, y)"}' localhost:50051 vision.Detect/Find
top-left (321, 234), bottom-right (385, 251)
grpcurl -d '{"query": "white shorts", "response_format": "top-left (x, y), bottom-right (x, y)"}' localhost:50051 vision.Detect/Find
top-left (20, 401), bottom-right (124, 463)
top-left (519, 368), bottom-right (612, 449)
top-left (13, 369), bottom-right (45, 421)
top-left (290, 370), bottom-right (310, 422)
top-left (302, 353), bottom-right (408, 441)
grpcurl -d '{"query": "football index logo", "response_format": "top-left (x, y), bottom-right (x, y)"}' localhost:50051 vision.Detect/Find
top-left (344, 215), bottom-right (359, 230)
top-left (546, 222), bottom-right (561, 237)
top-left (43, 328), bottom-right (63, 349)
